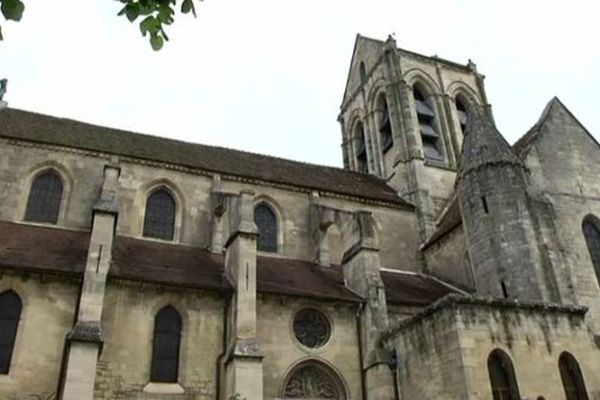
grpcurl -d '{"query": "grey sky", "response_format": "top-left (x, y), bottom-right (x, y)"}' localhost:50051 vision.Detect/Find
top-left (2, 0), bottom-right (599, 167)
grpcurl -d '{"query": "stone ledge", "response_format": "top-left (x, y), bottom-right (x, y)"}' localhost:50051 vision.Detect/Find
top-left (67, 321), bottom-right (104, 344)
top-left (143, 382), bottom-right (185, 394)
top-left (381, 294), bottom-right (588, 343)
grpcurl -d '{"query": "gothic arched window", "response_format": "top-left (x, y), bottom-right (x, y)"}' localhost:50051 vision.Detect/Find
top-left (0, 290), bottom-right (22, 374)
top-left (282, 361), bottom-right (346, 399)
top-left (455, 97), bottom-right (469, 134)
top-left (559, 352), bottom-right (589, 400)
top-left (582, 216), bottom-right (600, 286)
top-left (413, 86), bottom-right (444, 163)
top-left (254, 203), bottom-right (277, 252)
top-left (24, 170), bottom-right (63, 224)
top-left (143, 189), bottom-right (176, 241)
top-left (150, 305), bottom-right (182, 383)
top-left (488, 349), bottom-right (520, 400)
top-left (354, 122), bottom-right (368, 173)
top-left (378, 96), bottom-right (393, 152)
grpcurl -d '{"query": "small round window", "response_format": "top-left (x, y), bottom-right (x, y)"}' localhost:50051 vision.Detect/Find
top-left (293, 308), bottom-right (331, 349)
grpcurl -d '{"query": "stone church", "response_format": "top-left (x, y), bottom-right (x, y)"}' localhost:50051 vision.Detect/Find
top-left (0, 33), bottom-right (599, 400)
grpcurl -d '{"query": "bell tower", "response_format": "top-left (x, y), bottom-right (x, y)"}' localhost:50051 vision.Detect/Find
top-left (338, 34), bottom-right (491, 242)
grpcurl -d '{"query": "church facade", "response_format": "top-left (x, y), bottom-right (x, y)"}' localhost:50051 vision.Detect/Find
top-left (0, 34), bottom-right (599, 399)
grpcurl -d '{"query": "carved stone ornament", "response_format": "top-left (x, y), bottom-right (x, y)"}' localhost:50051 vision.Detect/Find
top-left (283, 363), bottom-right (345, 399)
top-left (293, 308), bottom-right (331, 349)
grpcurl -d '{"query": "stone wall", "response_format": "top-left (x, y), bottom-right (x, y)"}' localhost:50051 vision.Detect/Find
top-left (384, 296), bottom-right (600, 400)
top-left (0, 272), bottom-right (79, 400)
top-left (93, 282), bottom-right (225, 400)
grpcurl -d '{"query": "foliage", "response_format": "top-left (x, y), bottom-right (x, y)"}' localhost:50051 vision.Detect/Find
top-left (0, 0), bottom-right (202, 50)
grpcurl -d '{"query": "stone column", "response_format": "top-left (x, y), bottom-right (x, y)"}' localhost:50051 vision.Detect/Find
top-left (59, 164), bottom-right (120, 400)
top-left (223, 191), bottom-right (263, 400)
top-left (342, 211), bottom-right (394, 400)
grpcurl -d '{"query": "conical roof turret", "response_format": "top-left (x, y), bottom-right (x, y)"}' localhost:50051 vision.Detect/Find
top-left (459, 106), bottom-right (523, 178)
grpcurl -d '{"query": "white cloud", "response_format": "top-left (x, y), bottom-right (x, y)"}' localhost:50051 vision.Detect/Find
top-left (1, 0), bottom-right (599, 167)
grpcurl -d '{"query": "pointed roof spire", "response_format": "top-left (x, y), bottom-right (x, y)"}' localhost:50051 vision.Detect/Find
top-left (459, 106), bottom-right (523, 178)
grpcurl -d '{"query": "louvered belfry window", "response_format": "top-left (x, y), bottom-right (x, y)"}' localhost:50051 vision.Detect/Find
top-left (559, 352), bottom-right (589, 400)
top-left (355, 122), bottom-right (368, 174)
top-left (456, 97), bottom-right (468, 134)
top-left (143, 189), bottom-right (176, 240)
top-left (0, 290), bottom-right (22, 375)
top-left (254, 203), bottom-right (277, 252)
top-left (379, 97), bottom-right (393, 152)
top-left (582, 217), bottom-right (600, 285)
top-left (413, 87), bottom-right (445, 163)
top-left (150, 305), bottom-right (182, 383)
top-left (488, 349), bottom-right (521, 400)
top-left (24, 170), bottom-right (63, 224)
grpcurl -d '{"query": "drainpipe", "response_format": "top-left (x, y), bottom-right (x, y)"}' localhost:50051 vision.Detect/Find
top-left (355, 302), bottom-right (367, 400)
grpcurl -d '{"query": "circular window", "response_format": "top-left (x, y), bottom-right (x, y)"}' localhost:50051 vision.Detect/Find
top-left (293, 308), bottom-right (331, 349)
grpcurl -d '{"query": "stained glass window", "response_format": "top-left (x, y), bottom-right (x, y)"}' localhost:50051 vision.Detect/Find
top-left (283, 361), bottom-right (345, 399)
top-left (24, 170), bottom-right (63, 224)
top-left (150, 305), bottom-right (182, 383)
top-left (293, 308), bottom-right (331, 349)
top-left (559, 352), bottom-right (589, 400)
top-left (582, 217), bottom-right (600, 286)
top-left (0, 290), bottom-right (22, 374)
top-left (143, 189), bottom-right (176, 240)
top-left (254, 203), bottom-right (277, 252)
top-left (488, 349), bottom-right (520, 400)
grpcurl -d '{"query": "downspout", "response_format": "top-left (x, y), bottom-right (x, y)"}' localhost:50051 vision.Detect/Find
top-left (216, 292), bottom-right (231, 400)
top-left (355, 302), bottom-right (367, 400)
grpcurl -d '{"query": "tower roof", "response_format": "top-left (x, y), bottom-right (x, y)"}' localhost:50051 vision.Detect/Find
top-left (459, 106), bottom-right (523, 178)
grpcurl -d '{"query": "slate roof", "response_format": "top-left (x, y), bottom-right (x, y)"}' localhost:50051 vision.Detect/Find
top-left (459, 106), bottom-right (523, 178)
top-left (0, 221), bottom-right (454, 306)
top-left (0, 108), bottom-right (411, 208)
top-left (421, 194), bottom-right (462, 250)
top-left (381, 270), bottom-right (456, 306)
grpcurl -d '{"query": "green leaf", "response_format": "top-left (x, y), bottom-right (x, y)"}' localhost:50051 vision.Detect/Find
top-left (181, 0), bottom-right (196, 17)
top-left (124, 3), bottom-right (140, 22)
top-left (150, 33), bottom-right (163, 51)
top-left (157, 3), bottom-right (174, 24)
top-left (139, 15), bottom-right (157, 36)
top-left (1, 0), bottom-right (25, 22)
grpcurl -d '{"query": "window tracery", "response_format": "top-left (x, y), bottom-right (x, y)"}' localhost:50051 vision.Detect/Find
top-left (283, 362), bottom-right (345, 399)
top-left (254, 203), bottom-right (278, 252)
top-left (24, 170), bottom-right (63, 224)
top-left (143, 188), bottom-right (176, 240)
top-left (293, 308), bottom-right (331, 349)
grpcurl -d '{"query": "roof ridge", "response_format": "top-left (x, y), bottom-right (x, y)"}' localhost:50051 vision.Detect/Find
top-left (6, 107), bottom-right (369, 176)
top-left (1, 107), bottom-right (412, 207)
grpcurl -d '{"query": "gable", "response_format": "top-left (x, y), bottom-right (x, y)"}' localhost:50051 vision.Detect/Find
top-left (517, 98), bottom-right (600, 196)
top-left (341, 35), bottom-right (385, 107)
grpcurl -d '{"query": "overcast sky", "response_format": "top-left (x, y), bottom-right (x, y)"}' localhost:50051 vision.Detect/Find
top-left (2, 0), bottom-right (599, 167)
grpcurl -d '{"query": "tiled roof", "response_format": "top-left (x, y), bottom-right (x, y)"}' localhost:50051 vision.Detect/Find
top-left (381, 270), bottom-right (456, 306)
top-left (0, 221), bottom-right (454, 306)
top-left (0, 108), bottom-right (411, 208)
